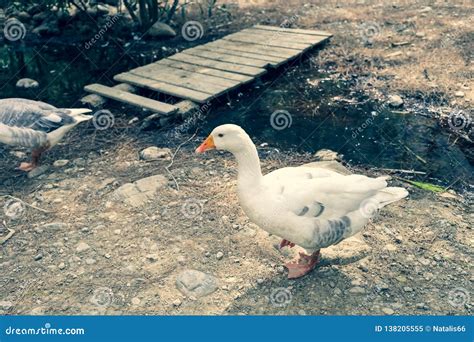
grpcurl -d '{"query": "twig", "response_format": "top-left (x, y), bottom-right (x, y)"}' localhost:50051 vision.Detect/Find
top-left (398, 140), bottom-right (427, 164)
top-left (165, 130), bottom-right (199, 191)
top-left (0, 226), bottom-right (15, 245)
top-left (1, 195), bottom-right (52, 214)
top-left (376, 167), bottom-right (427, 175)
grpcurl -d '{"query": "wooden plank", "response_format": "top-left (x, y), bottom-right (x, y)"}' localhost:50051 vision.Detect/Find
top-left (182, 47), bottom-right (271, 68)
top-left (206, 40), bottom-right (299, 59)
top-left (253, 25), bottom-right (332, 37)
top-left (167, 53), bottom-right (267, 77)
top-left (196, 44), bottom-right (283, 64)
top-left (223, 32), bottom-right (311, 50)
top-left (241, 28), bottom-right (329, 45)
top-left (114, 73), bottom-right (212, 103)
top-left (84, 83), bottom-right (178, 114)
top-left (127, 65), bottom-right (233, 96)
top-left (155, 59), bottom-right (253, 83)
top-left (136, 63), bottom-right (239, 89)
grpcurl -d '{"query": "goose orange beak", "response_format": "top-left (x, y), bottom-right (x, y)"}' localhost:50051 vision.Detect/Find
top-left (196, 135), bottom-right (216, 153)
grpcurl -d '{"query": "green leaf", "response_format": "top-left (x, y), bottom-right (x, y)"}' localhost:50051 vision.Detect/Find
top-left (404, 180), bottom-right (445, 192)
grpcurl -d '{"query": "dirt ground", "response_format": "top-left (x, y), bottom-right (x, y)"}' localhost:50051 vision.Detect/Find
top-left (0, 0), bottom-right (473, 315)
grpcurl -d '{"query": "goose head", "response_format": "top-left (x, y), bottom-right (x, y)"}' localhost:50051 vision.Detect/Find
top-left (196, 124), bottom-right (252, 155)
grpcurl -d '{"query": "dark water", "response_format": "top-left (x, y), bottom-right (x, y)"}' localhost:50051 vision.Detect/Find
top-left (1, 42), bottom-right (472, 189)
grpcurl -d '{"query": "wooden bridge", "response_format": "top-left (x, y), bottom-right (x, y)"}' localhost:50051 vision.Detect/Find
top-left (83, 25), bottom-right (332, 115)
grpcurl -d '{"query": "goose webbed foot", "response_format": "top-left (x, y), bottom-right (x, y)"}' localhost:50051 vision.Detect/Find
top-left (17, 149), bottom-right (44, 172)
top-left (18, 162), bottom-right (37, 172)
top-left (285, 250), bottom-right (321, 279)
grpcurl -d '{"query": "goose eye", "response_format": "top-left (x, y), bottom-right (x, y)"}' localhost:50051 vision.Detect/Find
top-left (218, 133), bottom-right (224, 138)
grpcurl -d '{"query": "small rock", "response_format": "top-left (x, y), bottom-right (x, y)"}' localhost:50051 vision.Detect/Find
top-left (216, 251), bottom-right (224, 260)
top-left (403, 286), bottom-right (414, 292)
top-left (416, 302), bottom-right (429, 310)
top-left (385, 243), bottom-right (398, 252)
top-left (58, 262), bottom-right (66, 270)
top-left (131, 297), bottom-right (141, 306)
top-left (139, 146), bottom-right (172, 161)
top-left (76, 241), bottom-right (90, 253)
top-left (382, 307), bottom-right (395, 315)
top-left (112, 175), bottom-right (168, 207)
top-left (34, 254), bottom-right (43, 261)
top-left (387, 95), bottom-right (404, 108)
top-left (41, 222), bottom-right (67, 232)
top-left (147, 21), bottom-right (176, 38)
top-left (276, 266), bottom-right (285, 274)
top-left (454, 91), bottom-right (465, 98)
top-left (176, 270), bottom-right (219, 298)
top-left (333, 288), bottom-right (343, 296)
top-left (415, 32), bottom-right (425, 38)
top-left (0, 301), bottom-right (13, 310)
top-left (16, 78), bottom-right (39, 89)
top-left (256, 278), bottom-right (264, 285)
top-left (27, 165), bottom-right (49, 178)
top-left (172, 299), bottom-right (182, 307)
top-left (85, 258), bottom-right (96, 265)
top-left (53, 159), bottom-right (69, 167)
top-left (348, 286), bottom-right (366, 294)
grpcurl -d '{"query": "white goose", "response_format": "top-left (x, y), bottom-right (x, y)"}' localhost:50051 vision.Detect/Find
top-left (0, 98), bottom-right (93, 171)
top-left (196, 124), bottom-right (409, 279)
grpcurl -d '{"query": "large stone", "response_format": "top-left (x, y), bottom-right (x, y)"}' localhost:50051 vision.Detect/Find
top-left (16, 78), bottom-right (39, 89)
top-left (112, 175), bottom-right (167, 207)
top-left (176, 270), bottom-right (219, 298)
top-left (302, 161), bottom-right (352, 175)
top-left (139, 147), bottom-right (171, 161)
top-left (321, 235), bottom-right (372, 265)
top-left (147, 22), bottom-right (176, 38)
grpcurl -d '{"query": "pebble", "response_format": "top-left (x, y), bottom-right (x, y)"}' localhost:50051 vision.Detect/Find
top-left (176, 270), bottom-right (219, 298)
top-left (216, 252), bottom-right (224, 260)
top-left (58, 262), bottom-right (66, 270)
top-left (172, 299), bottom-right (182, 307)
top-left (416, 303), bottom-right (429, 310)
top-left (131, 297), bottom-right (141, 306)
top-left (276, 266), bottom-right (285, 274)
top-left (403, 286), bottom-right (414, 292)
top-left (256, 278), bottom-right (264, 285)
top-left (385, 243), bottom-right (398, 252)
top-left (34, 254), bottom-right (43, 261)
top-left (333, 288), bottom-right (343, 296)
top-left (16, 78), bottom-right (39, 89)
top-left (204, 252), bottom-right (211, 257)
top-left (53, 159), bottom-right (69, 168)
top-left (348, 286), bottom-right (366, 294)
top-left (85, 258), bottom-right (96, 265)
top-left (76, 242), bottom-right (90, 253)
top-left (387, 95), bottom-right (404, 108)
top-left (382, 307), bottom-right (395, 315)
top-left (454, 91), bottom-right (465, 97)
top-left (27, 165), bottom-right (49, 179)
top-left (139, 146), bottom-right (171, 161)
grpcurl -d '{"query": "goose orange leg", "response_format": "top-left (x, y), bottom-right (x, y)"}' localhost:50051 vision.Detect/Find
top-left (279, 239), bottom-right (295, 249)
top-left (285, 250), bottom-right (321, 279)
top-left (18, 148), bottom-right (45, 171)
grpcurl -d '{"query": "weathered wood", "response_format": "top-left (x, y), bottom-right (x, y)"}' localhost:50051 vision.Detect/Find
top-left (125, 67), bottom-right (228, 97)
top-left (80, 83), bottom-right (137, 108)
top-left (84, 83), bottom-right (179, 114)
top-left (196, 44), bottom-right (283, 65)
top-left (241, 28), bottom-right (329, 45)
top-left (206, 40), bottom-right (300, 59)
top-left (131, 63), bottom-right (240, 92)
top-left (167, 53), bottom-right (267, 77)
top-left (253, 25), bottom-right (332, 37)
top-left (114, 73), bottom-right (213, 103)
top-left (223, 32), bottom-right (311, 50)
top-left (182, 47), bottom-right (271, 68)
top-left (155, 59), bottom-right (253, 83)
